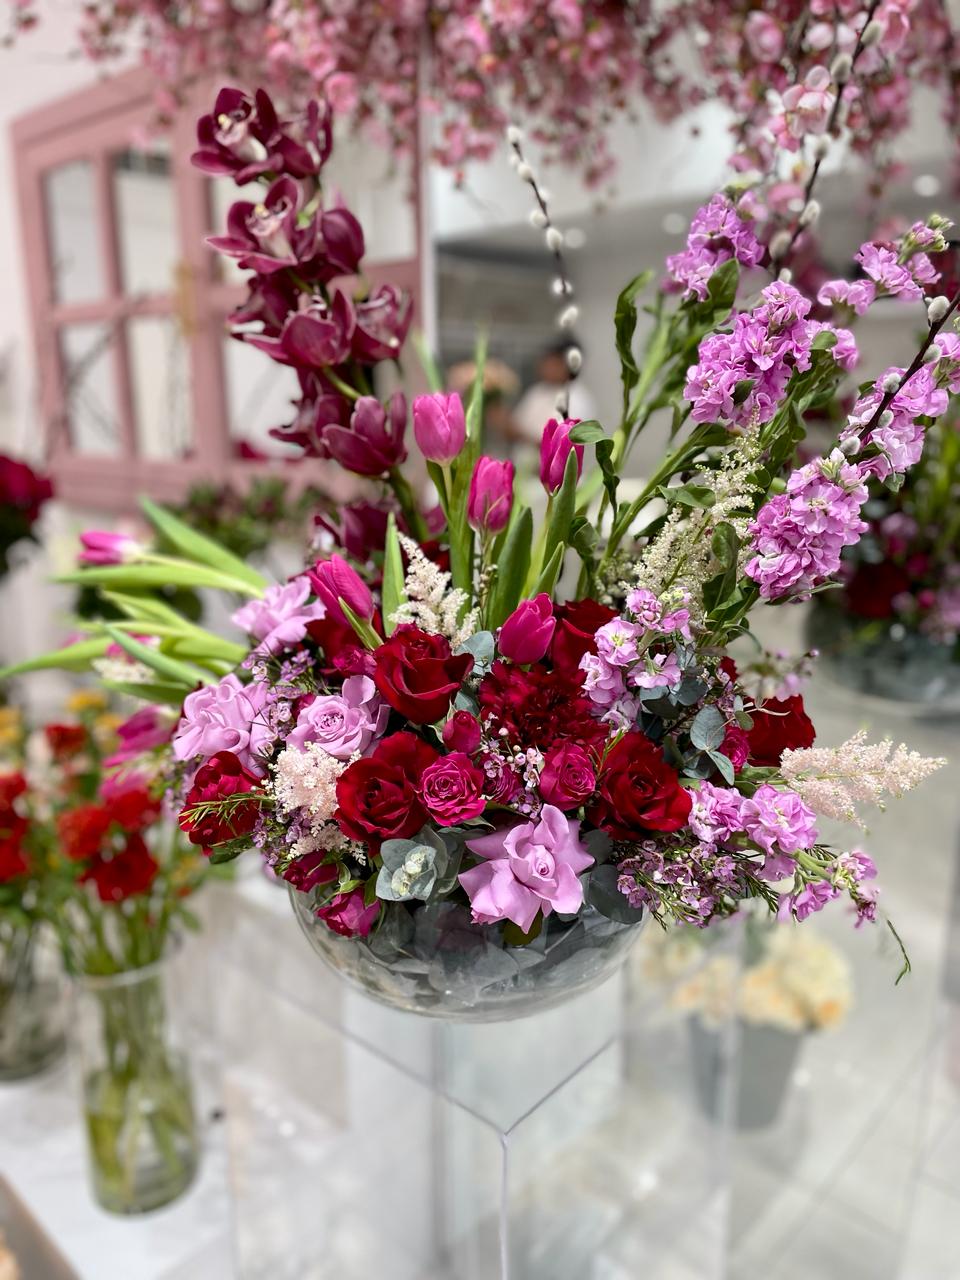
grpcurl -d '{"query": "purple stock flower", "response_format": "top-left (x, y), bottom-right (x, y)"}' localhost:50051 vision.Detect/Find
top-left (323, 393), bottom-right (408, 476)
top-left (413, 391), bottom-right (466, 464)
top-left (843, 365), bottom-right (947, 481)
top-left (467, 457), bottom-right (514, 534)
top-left (459, 805), bottom-right (594, 932)
top-left (665, 193), bottom-right (764, 301)
top-left (689, 781), bottom-right (746, 851)
top-left (173, 674), bottom-right (272, 774)
top-left (540, 417), bottom-right (584, 494)
top-left (232, 578), bottom-right (326, 656)
top-left (789, 878), bottom-right (839, 920)
top-left (740, 783), bottom-right (818, 879)
top-left (285, 675), bottom-right (388, 759)
top-left (817, 278), bottom-right (877, 315)
top-left (855, 243), bottom-right (929, 301)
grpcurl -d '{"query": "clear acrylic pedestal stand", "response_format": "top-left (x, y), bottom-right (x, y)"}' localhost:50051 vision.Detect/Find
top-left (211, 874), bottom-right (739, 1280)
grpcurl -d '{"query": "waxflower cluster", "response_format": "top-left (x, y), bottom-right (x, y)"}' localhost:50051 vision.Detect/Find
top-left (10, 85), bottom-right (956, 987)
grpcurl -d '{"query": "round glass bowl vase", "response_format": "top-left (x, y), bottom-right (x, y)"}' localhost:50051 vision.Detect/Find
top-left (289, 888), bottom-right (644, 1021)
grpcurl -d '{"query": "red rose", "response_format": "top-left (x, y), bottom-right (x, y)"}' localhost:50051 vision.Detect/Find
top-left (335, 732), bottom-right (439, 848)
top-left (550, 598), bottom-right (617, 678)
top-left (58, 804), bottom-right (111, 861)
top-left (0, 838), bottom-right (29, 883)
top-left (44, 724), bottom-right (87, 758)
top-left (747, 695), bottom-right (815, 767)
top-left (588, 732), bottom-right (691, 839)
top-left (0, 772), bottom-right (27, 808)
top-left (83, 834), bottom-right (159, 902)
top-left (104, 784), bottom-right (161, 832)
top-left (442, 710), bottom-right (482, 754)
top-left (280, 850), bottom-right (338, 893)
top-left (539, 742), bottom-right (596, 810)
top-left (315, 887), bottom-right (380, 938)
top-left (179, 751), bottom-right (261, 850)
top-left (419, 753), bottom-right (487, 825)
top-left (373, 624), bottom-right (473, 724)
top-left (478, 661), bottom-right (607, 754)
top-left (307, 615), bottom-right (371, 672)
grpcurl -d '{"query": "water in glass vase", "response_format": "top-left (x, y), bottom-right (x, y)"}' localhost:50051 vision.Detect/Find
top-left (75, 960), bottom-right (199, 1214)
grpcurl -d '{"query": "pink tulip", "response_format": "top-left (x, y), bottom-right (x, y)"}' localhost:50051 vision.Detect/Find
top-left (539, 418), bottom-right (584, 494)
top-left (413, 392), bottom-right (466, 464)
top-left (498, 593), bottom-right (556, 664)
top-left (467, 457), bottom-right (513, 534)
top-left (78, 530), bottom-right (143, 566)
top-left (308, 554), bottom-right (374, 622)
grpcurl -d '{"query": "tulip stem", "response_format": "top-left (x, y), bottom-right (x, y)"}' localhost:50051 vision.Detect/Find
top-left (324, 369), bottom-right (362, 402)
top-left (388, 468), bottom-right (429, 542)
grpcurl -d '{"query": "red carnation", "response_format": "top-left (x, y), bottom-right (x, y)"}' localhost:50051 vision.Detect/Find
top-left (335, 731), bottom-right (438, 848)
top-left (83, 833), bottom-right (159, 902)
top-left (588, 732), bottom-right (691, 839)
top-left (747, 695), bottom-right (815, 767)
top-left (477, 661), bottom-right (607, 754)
top-left (550, 598), bottom-right (617, 678)
top-left (44, 724), bottom-right (87, 759)
top-left (58, 804), bottom-right (111, 862)
top-left (373, 624), bottom-right (472, 724)
top-left (179, 751), bottom-right (261, 850)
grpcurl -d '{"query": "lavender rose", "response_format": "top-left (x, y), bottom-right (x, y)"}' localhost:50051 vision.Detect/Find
top-left (173, 674), bottom-right (272, 774)
top-left (459, 805), bottom-right (594, 932)
top-left (285, 675), bottom-right (388, 759)
top-left (232, 578), bottom-right (326, 655)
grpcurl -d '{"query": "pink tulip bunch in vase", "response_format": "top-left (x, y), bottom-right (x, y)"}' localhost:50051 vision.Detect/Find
top-left (8, 64), bottom-right (954, 1020)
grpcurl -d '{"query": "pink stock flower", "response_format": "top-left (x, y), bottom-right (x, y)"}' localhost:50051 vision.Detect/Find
top-left (173, 674), bottom-right (273, 774)
top-left (413, 391), bottom-right (466, 464)
top-left (817, 279), bottom-right (877, 316)
top-left (308, 554), bottom-right (375, 623)
top-left (539, 418), bottom-right (584, 494)
top-left (740, 783), bottom-right (818, 878)
top-left (467, 457), bottom-right (514, 534)
top-left (232, 578), bottom-right (326, 655)
top-left (664, 194), bottom-right (764, 301)
top-left (855, 243), bottom-right (924, 301)
top-left (459, 805), bottom-right (594, 932)
top-left (285, 675), bottom-right (388, 759)
top-left (78, 530), bottom-right (142, 565)
top-left (498, 594), bottom-right (556, 664)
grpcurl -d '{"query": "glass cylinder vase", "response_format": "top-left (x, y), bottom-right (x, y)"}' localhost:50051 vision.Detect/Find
top-left (72, 953), bottom-right (199, 1214)
top-left (0, 921), bottom-right (66, 1082)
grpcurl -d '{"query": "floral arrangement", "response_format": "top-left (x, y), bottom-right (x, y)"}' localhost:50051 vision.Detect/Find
top-left (670, 923), bottom-right (853, 1034)
top-left (8, 0), bottom-right (959, 189)
top-left (0, 452), bottom-right (52, 579)
top-left (4, 71), bottom-right (955, 997)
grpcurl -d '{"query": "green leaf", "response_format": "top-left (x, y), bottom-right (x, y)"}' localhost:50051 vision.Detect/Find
top-left (0, 636), bottom-right (110, 679)
top-left (703, 522), bottom-right (741, 616)
top-left (411, 330), bottom-right (444, 393)
top-left (57, 564), bottom-right (262, 596)
top-left (208, 846), bottom-right (244, 866)
top-left (339, 600), bottom-right (382, 650)
top-left (569, 516), bottom-right (598, 560)
top-left (488, 506), bottom-right (532, 630)
top-left (586, 865), bottom-right (646, 925)
top-left (568, 419), bottom-right (606, 445)
top-left (543, 447), bottom-right (579, 570)
top-left (534, 542), bottom-right (565, 597)
top-left (703, 258), bottom-right (739, 317)
top-left (381, 513), bottom-right (406, 636)
top-left (615, 270), bottom-right (654, 416)
top-left (659, 483), bottom-right (716, 509)
top-left (708, 749), bottom-right (736, 785)
top-left (101, 625), bottom-right (211, 689)
top-left (446, 333), bottom-right (486, 597)
top-left (595, 437), bottom-right (619, 518)
top-left (690, 705), bottom-right (726, 752)
top-left (101, 680), bottom-right (187, 707)
top-left (811, 328), bottom-right (838, 352)
top-left (140, 496), bottom-right (267, 591)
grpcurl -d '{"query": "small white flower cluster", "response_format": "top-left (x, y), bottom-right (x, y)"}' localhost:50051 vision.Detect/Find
top-left (271, 742), bottom-right (353, 824)
top-left (780, 731), bottom-right (946, 826)
top-left (92, 656), bottom-right (156, 685)
top-left (389, 534), bottom-right (479, 648)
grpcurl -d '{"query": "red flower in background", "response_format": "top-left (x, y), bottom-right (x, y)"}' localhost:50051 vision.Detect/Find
top-left (845, 562), bottom-right (912, 620)
top-left (44, 724), bottom-right (87, 759)
top-left (335, 731), bottom-right (438, 848)
top-left (478, 661), bottom-right (607, 754)
top-left (58, 804), bottom-right (111, 862)
top-left (179, 751), bottom-right (261, 850)
top-left (373, 625), bottom-right (472, 724)
top-left (589, 733), bottom-right (692, 839)
top-left (549, 599), bottom-right (618, 678)
top-left (747, 696), bottom-right (816, 767)
top-left (102, 775), bottom-right (161, 831)
top-left (0, 454), bottom-right (53, 522)
top-left (0, 772), bottom-right (27, 808)
top-left (0, 838), bottom-right (29, 882)
top-left (83, 834), bottom-right (159, 902)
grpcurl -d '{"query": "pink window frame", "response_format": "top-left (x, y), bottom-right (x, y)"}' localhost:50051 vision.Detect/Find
top-left (12, 71), bottom-right (425, 512)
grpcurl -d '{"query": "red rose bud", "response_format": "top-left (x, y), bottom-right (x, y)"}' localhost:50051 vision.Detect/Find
top-left (413, 391), bottom-right (466, 464)
top-left (82, 833), bottom-right (159, 903)
top-left (309, 554), bottom-right (374, 624)
top-left (314, 887), bottom-right (380, 938)
top-left (746, 695), bottom-right (815, 767)
top-left (419, 752), bottom-right (487, 825)
top-left (179, 751), bottom-right (261, 850)
top-left (279, 850), bottom-right (338, 893)
top-left (467, 457), bottom-right (514, 534)
top-left (442, 710), bottom-right (482, 754)
top-left (539, 418), bottom-right (584, 495)
top-left (498, 593), bottom-right (556, 665)
top-left (373, 625), bottom-right (473, 724)
top-left (539, 742), bottom-right (596, 810)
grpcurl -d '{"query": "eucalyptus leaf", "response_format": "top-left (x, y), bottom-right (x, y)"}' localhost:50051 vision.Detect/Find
top-left (586, 864), bottom-right (645, 925)
top-left (708, 749), bottom-right (736, 784)
top-left (456, 630), bottom-right (494, 675)
top-left (690, 704), bottom-right (726, 752)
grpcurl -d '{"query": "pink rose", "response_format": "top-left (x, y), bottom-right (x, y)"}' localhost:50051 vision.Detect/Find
top-left (442, 710), bottom-right (482, 754)
top-left (479, 753), bottom-right (522, 804)
top-left (419, 752), bottom-right (487, 825)
top-left (538, 743), bottom-right (596, 810)
top-left (498, 593), bottom-right (556, 665)
top-left (173, 674), bottom-right (272, 774)
top-left (314, 887), bottom-right (380, 938)
top-left (285, 675), bottom-right (388, 759)
top-left (459, 806), bottom-right (594, 932)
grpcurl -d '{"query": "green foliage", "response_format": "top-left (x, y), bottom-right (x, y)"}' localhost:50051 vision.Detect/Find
top-left (381, 513), bottom-right (406, 636)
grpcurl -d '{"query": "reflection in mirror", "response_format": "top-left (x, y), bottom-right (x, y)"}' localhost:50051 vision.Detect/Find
top-left (112, 147), bottom-right (178, 296)
top-left (222, 333), bottom-right (299, 459)
top-left (59, 323), bottom-right (122, 456)
top-left (44, 162), bottom-right (106, 305)
top-left (128, 317), bottom-right (192, 461)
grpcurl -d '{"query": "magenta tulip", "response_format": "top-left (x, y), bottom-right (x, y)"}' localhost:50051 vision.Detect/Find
top-left (467, 457), bottom-right (514, 534)
top-left (498, 594), bottom-right (556, 664)
top-left (78, 530), bottom-right (143, 566)
top-left (539, 418), bottom-right (584, 494)
top-left (413, 392), bottom-right (466, 464)
top-left (308, 554), bottom-right (374, 622)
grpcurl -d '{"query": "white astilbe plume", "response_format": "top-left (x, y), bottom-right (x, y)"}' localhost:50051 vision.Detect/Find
top-left (780, 731), bottom-right (946, 826)
top-left (271, 743), bottom-right (352, 822)
top-left (390, 534), bottom-right (479, 648)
